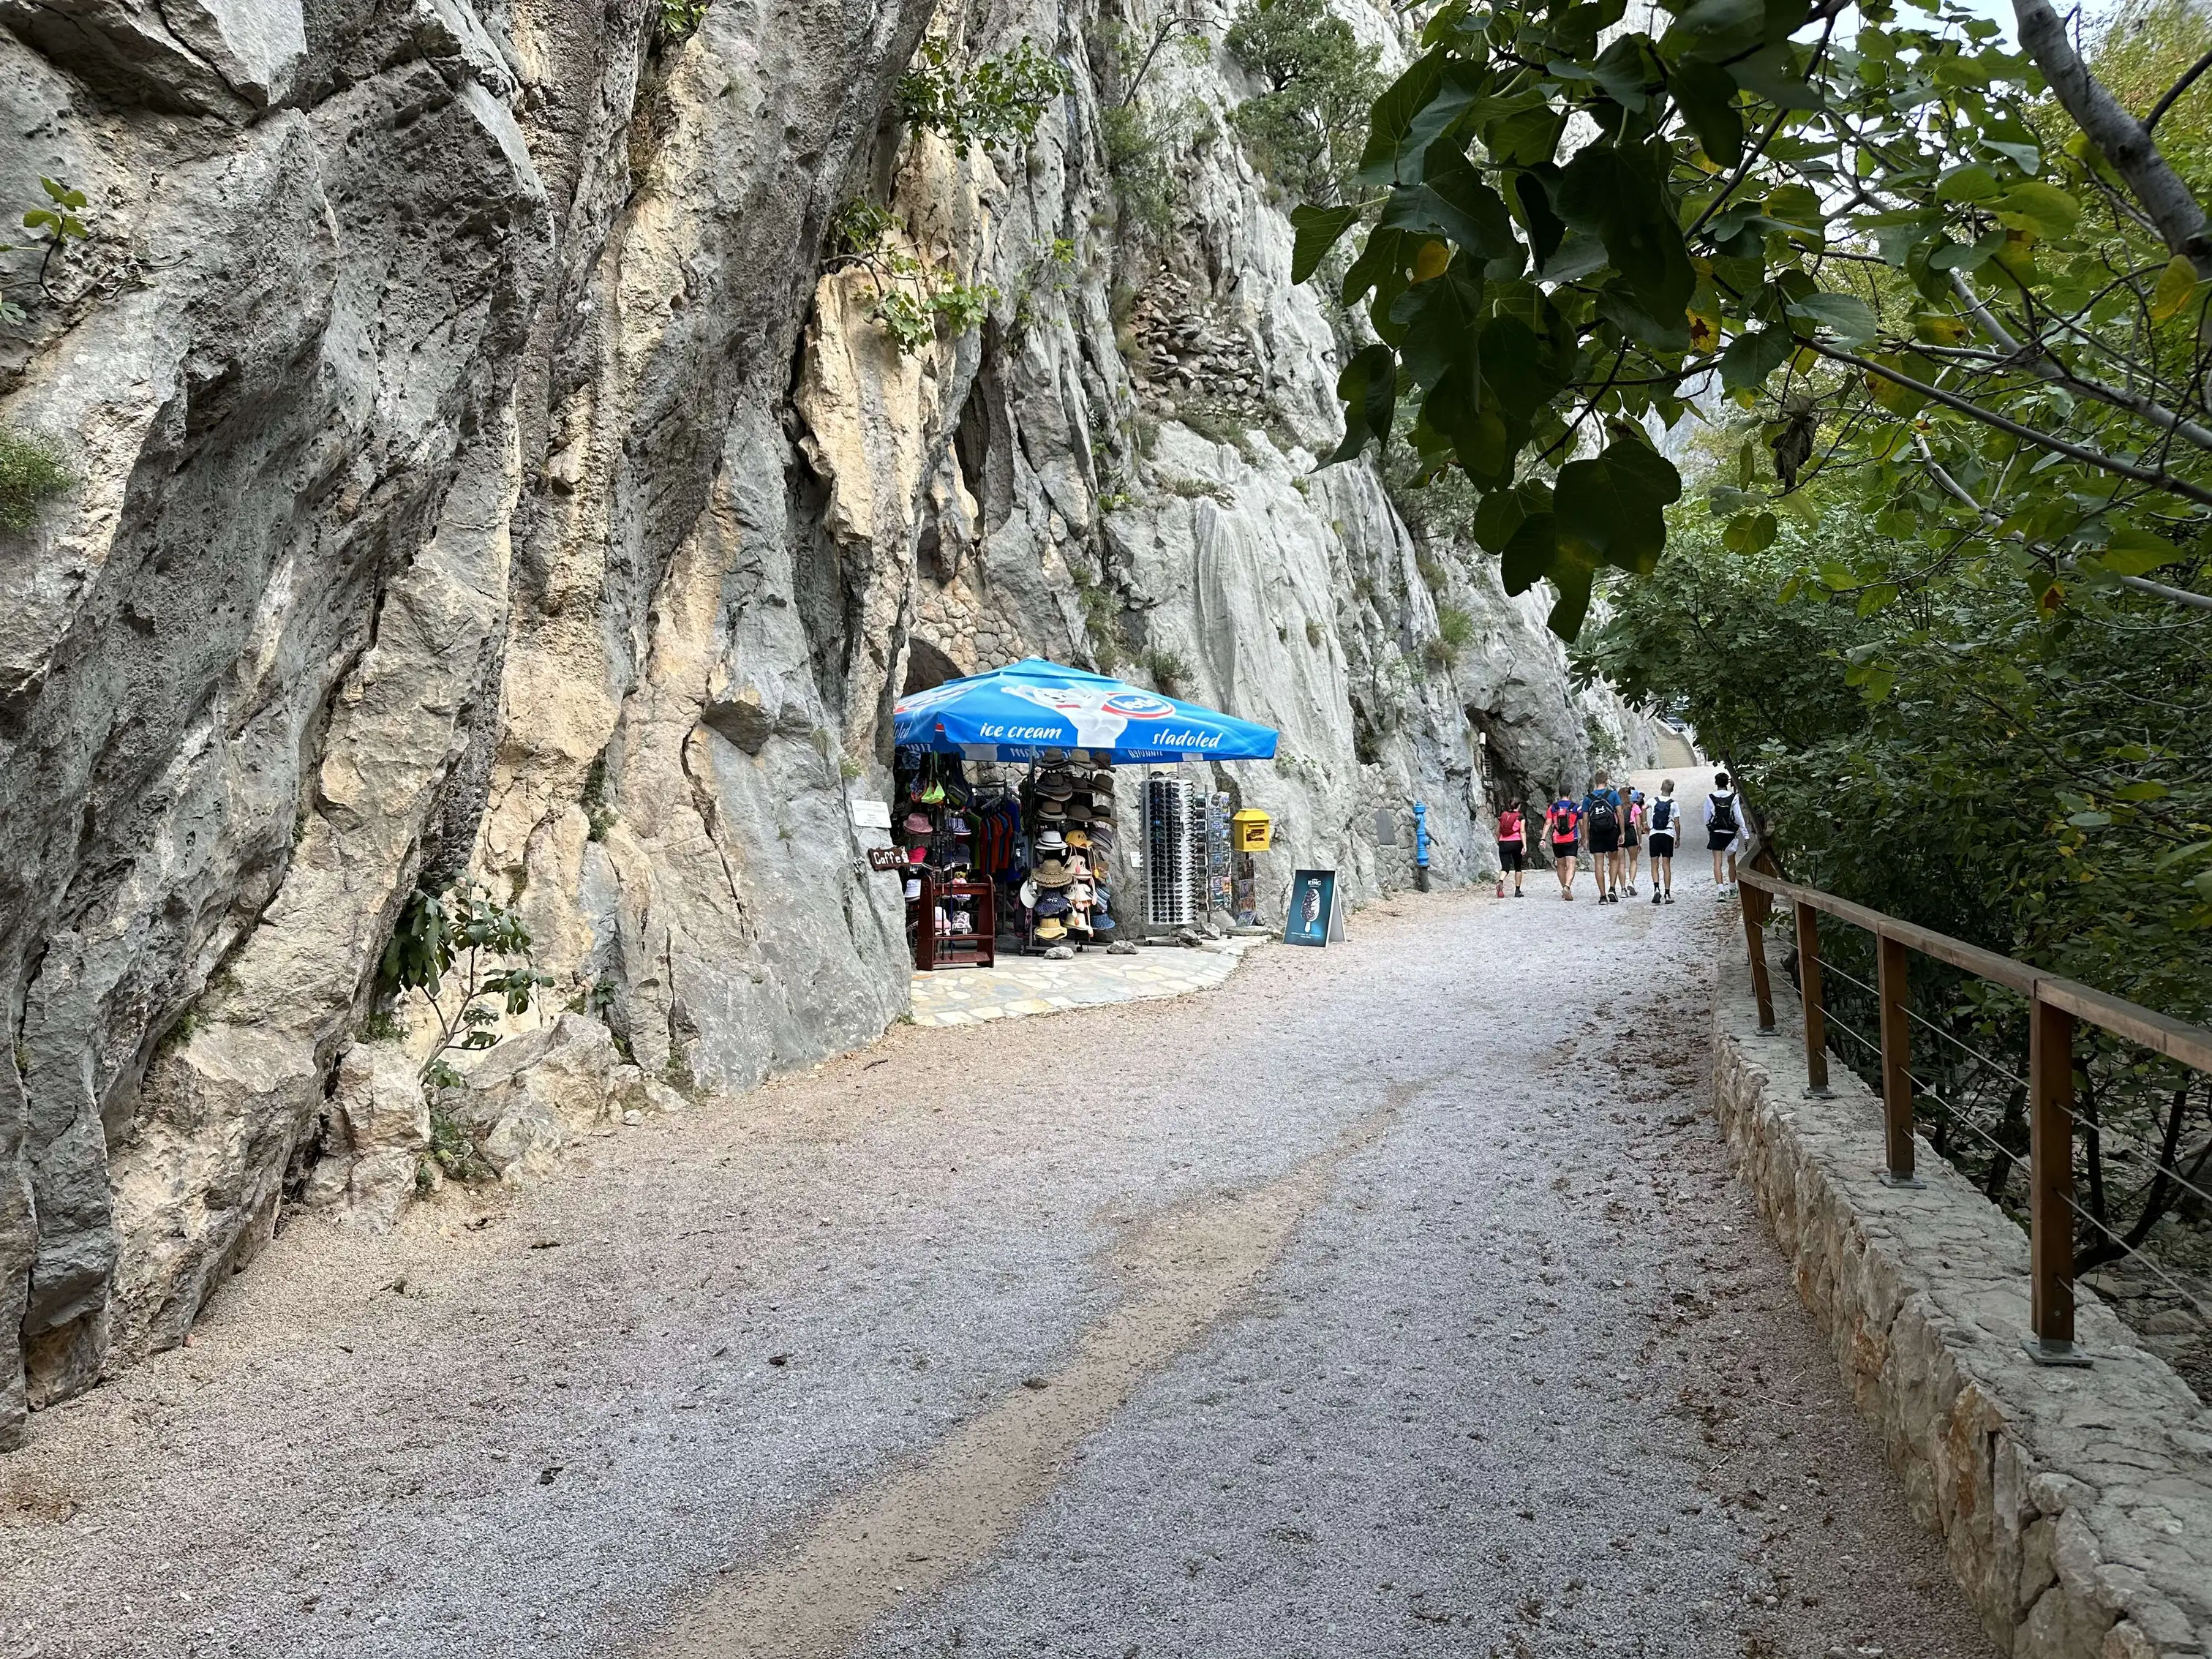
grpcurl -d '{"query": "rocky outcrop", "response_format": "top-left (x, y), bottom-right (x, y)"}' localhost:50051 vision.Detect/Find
top-left (0, 0), bottom-right (1651, 1440)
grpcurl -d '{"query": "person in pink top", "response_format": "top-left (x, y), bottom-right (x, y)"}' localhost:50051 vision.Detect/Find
top-left (1494, 799), bottom-right (1528, 898)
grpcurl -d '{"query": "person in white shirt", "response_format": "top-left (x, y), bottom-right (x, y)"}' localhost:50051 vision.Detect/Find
top-left (1644, 778), bottom-right (1682, 904)
top-left (1704, 770), bottom-right (1742, 896)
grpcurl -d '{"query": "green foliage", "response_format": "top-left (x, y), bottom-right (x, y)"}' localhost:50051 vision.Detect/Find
top-left (1581, 501), bottom-right (2212, 1259)
top-left (1, 176), bottom-right (89, 323)
top-left (0, 426), bottom-right (74, 529)
top-left (424, 1104), bottom-right (495, 1185)
top-left (1312, 0), bottom-right (2212, 639)
top-left (1225, 0), bottom-right (1385, 205)
top-left (832, 197), bottom-right (998, 356)
top-left (358, 1009), bottom-right (404, 1042)
top-left (655, 0), bottom-right (709, 44)
top-left (581, 754), bottom-right (616, 842)
top-left (1434, 601), bottom-right (1475, 650)
top-left (900, 35), bottom-right (1072, 152)
top-left (1102, 14), bottom-right (1210, 244)
top-left (380, 883), bottom-right (552, 1086)
top-left (1143, 644), bottom-right (1192, 695)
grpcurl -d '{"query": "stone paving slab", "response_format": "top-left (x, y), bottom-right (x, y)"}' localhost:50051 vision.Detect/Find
top-left (908, 938), bottom-right (1260, 1026)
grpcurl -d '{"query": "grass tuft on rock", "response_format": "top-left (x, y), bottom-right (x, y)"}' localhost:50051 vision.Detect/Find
top-left (0, 426), bottom-right (75, 530)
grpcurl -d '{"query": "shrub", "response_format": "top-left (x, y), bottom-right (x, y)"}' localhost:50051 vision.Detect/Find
top-left (1143, 645), bottom-right (1192, 696)
top-left (657, 0), bottom-right (709, 43)
top-left (1224, 0), bottom-right (1384, 205)
top-left (900, 36), bottom-right (1071, 153)
top-left (1435, 603), bottom-right (1475, 651)
top-left (0, 427), bottom-right (74, 530)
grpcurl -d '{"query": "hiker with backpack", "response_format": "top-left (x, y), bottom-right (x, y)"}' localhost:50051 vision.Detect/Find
top-left (1621, 789), bottom-right (1644, 898)
top-left (1582, 770), bottom-right (1625, 903)
top-left (1705, 770), bottom-right (1742, 897)
top-left (1494, 799), bottom-right (1528, 899)
top-left (1645, 778), bottom-right (1681, 904)
top-left (1543, 789), bottom-right (1581, 900)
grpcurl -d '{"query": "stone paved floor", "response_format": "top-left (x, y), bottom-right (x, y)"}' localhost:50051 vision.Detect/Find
top-left (907, 938), bottom-right (1260, 1024)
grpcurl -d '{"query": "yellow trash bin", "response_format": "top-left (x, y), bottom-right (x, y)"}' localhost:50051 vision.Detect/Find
top-left (1231, 809), bottom-right (1273, 852)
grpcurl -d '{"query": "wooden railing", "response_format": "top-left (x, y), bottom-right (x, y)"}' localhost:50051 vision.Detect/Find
top-left (1735, 869), bottom-right (2212, 1366)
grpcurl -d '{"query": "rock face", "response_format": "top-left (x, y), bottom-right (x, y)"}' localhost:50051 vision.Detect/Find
top-left (0, 0), bottom-right (1652, 1440)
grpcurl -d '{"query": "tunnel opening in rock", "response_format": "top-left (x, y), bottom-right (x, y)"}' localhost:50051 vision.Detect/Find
top-left (903, 636), bottom-right (961, 698)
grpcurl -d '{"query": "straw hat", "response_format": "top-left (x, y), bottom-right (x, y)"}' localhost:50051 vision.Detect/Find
top-left (1035, 915), bottom-right (1066, 941)
top-left (1034, 857), bottom-right (1075, 888)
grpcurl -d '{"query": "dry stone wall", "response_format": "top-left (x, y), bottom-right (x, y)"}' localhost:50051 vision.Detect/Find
top-left (1709, 960), bottom-right (2212, 1655)
top-left (0, 0), bottom-right (1651, 1440)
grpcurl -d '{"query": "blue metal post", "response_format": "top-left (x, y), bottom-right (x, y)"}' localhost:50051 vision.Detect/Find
top-left (1413, 802), bottom-right (1430, 891)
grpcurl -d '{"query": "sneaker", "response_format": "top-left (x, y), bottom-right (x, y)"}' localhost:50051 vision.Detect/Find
top-left (1563, 890), bottom-right (1573, 901)
top-left (1626, 884), bottom-right (1637, 896)
top-left (1513, 889), bottom-right (1524, 898)
top-left (1664, 892), bottom-right (1675, 904)
top-left (1652, 891), bottom-right (1661, 905)
top-left (1496, 883), bottom-right (1505, 898)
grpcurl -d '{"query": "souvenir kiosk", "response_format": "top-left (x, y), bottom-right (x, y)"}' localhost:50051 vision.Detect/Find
top-left (890, 659), bottom-right (1279, 968)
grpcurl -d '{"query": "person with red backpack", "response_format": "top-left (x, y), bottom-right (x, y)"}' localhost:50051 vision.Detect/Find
top-left (1494, 799), bottom-right (1528, 898)
top-left (1544, 789), bottom-right (1581, 900)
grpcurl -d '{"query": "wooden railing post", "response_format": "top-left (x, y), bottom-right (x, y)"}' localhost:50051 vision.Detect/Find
top-left (1796, 901), bottom-right (1829, 1096)
top-left (1876, 933), bottom-right (1919, 1185)
top-left (1743, 884), bottom-right (1775, 1031)
top-left (2027, 993), bottom-right (2091, 1365)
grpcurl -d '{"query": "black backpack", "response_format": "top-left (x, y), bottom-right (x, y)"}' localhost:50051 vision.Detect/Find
top-left (1589, 794), bottom-right (1619, 834)
top-left (1649, 798), bottom-right (1675, 833)
top-left (1708, 791), bottom-right (1738, 835)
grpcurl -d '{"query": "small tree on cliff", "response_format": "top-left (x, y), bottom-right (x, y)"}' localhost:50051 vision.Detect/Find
top-left (378, 884), bottom-right (551, 1088)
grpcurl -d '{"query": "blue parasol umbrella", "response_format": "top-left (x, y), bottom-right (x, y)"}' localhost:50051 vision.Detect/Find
top-left (893, 658), bottom-right (1279, 763)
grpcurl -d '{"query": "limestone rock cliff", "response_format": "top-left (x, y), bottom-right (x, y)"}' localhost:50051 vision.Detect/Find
top-left (0, 0), bottom-right (1652, 1441)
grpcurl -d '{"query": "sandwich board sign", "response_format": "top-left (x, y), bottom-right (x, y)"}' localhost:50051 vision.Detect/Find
top-left (1282, 868), bottom-right (1342, 946)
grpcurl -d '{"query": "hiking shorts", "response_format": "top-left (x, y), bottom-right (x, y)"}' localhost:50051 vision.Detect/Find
top-left (1497, 843), bottom-right (1523, 872)
top-left (1709, 830), bottom-right (1737, 852)
top-left (1550, 839), bottom-right (1578, 862)
top-left (1623, 827), bottom-right (1640, 849)
top-left (1647, 832), bottom-right (1676, 859)
top-left (1589, 827), bottom-right (1620, 855)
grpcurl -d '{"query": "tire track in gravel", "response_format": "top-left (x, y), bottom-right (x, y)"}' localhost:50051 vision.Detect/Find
top-left (642, 1083), bottom-right (1420, 1659)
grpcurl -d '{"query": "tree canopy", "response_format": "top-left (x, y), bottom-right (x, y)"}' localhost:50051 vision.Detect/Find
top-left (1304, 0), bottom-right (2212, 638)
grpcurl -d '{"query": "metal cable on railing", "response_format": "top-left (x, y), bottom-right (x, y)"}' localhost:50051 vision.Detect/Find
top-left (1903, 1004), bottom-right (2029, 1091)
top-left (2059, 1192), bottom-right (2212, 1326)
top-left (1732, 865), bottom-right (2212, 1364)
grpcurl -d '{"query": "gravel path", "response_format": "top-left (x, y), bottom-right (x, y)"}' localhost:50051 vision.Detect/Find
top-left (0, 879), bottom-right (1995, 1659)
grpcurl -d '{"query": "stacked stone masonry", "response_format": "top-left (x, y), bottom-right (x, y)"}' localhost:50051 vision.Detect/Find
top-left (1709, 960), bottom-right (2212, 1656)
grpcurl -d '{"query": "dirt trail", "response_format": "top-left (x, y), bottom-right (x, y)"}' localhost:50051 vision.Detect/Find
top-left (0, 884), bottom-right (1992, 1659)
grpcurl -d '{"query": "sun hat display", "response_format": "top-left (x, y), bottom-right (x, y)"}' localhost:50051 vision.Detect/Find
top-left (1064, 828), bottom-right (1090, 849)
top-left (906, 846), bottom-right (927, 864)
top-left (1035, 914), bottom-right (1066, 941)
top-left (1036, 770), bottom-right (1074, 795)
top-left (947, 813), bottom-right (971, 835)
top-left (1069, 881), bottom-right (1094, 904)
top-left (1039, 748), bottom-right (1068, 764)
top-left (903, 810), bottom-right (933, 834)
top-left (1092, 911), bottom-right (1116, 933)
top-left (1019, 877), bottom-right (1039, 908)
top-left (904, 877), bottom-right (922, 900)
top-left (1034, 857), bottom-right (1074, 887)
top-left (1034, 889), bottom-right (1072, 917)
top-left (1034, 828), bottom-right (1066, 852)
